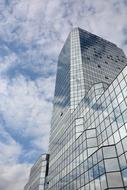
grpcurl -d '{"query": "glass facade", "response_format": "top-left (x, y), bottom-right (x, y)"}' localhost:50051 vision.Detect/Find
top-left (24, 154), bottom-right (49, 190)
top-left (48, 28), bottom-right (127, 190)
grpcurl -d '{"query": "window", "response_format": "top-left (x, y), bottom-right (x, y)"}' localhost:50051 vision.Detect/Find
top-left (103, 146), bottom-right (116, 158)
top-left (105, 158), bottom-right (119, 172)
top-left (76, 118), bottom-right (83, 125)
top-left (105, 76), bottom-right (109, 79)
top-left (87, 138), bottom-right (97, 147)
top-left (122, 168), bottom-right (127, 186)
top-left (60, 112), bottom-right (63, 116)
top-left (107, 172), bottom-right (123, 187)
top-left (86, 129), bottom-right (96, 138)
top-left (76, 125), bottom-right (83, 133)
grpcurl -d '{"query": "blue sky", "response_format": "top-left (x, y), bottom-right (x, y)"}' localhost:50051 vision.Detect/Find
top-left (0, 0), bottom-right (127, 189)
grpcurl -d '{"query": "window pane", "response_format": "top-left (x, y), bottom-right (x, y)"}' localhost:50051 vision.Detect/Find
top-left (103, 146), bottom-right (116, 158)
top-left (105, 158), bottom-right (119, 172)
top-left (107, 172), bottom-right (123, 187)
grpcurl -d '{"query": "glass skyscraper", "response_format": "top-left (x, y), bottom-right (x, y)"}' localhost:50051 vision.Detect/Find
top-left (24, 154), bottom-right (49, 190)
top-left (48, 28), bottom-right (127, 190)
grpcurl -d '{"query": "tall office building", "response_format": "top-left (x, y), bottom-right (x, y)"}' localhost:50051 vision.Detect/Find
top-left (48, 28), bottom-right (127, 190)
top-left (24, 154), bottom-right (49, 190)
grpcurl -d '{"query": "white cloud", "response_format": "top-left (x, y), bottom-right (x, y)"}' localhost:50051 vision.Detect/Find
top-left (0, 126), bottom-right (22, 164)
top-left (33, 134), bottom-right (49, 151)
top-left (0, 0), bottom-right (127, 55)
top-left (0, 52), bottom-right (18, 74)
top-left (0, 163), bottom-right (32, 190)
top-left (0, 75), bottom-right (54, 149)
top-left (0, 141), bottom-right (22, 164)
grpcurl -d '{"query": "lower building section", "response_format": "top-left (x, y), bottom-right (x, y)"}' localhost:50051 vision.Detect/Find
top-left (24, 154), bottom-right (49, 190)
top-left (48, 130), bottom-right (127, 190)
top-left (24, 66), bottom-right (127, 190)
top-left (48, 66), bottom-right (127, 190)
top-left (62, 144), bottom-right (125, 190)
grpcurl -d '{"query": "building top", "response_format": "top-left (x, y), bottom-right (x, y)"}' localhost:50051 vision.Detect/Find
top-left (30, 154), bottom-right (49, 174)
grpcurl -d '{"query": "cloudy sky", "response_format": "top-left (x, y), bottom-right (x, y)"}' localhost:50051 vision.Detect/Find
top-left (0, 0), bottom-right (127, 189)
